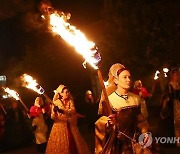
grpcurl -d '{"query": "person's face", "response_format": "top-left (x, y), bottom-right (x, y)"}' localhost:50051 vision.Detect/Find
top-left (35, 97), bottom-right (43, 106)
top-left (171, 72), bottom-right (179, 82)
top-left (87, 94), bottom-right (93, 99)
top-left (137, 81), bottom-right (142, 89)
top-left (61, 89), bottom-right (70, 100)
top-left (116, 70), bottom-right (131, 90)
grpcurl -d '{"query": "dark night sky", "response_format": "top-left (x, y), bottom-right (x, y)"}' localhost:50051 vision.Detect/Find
top-left (0, 0), bottom-right (103, 57)
top-left (0, 0), bottom-right (104, 108)
top-left (0, 0), bottom-right (179, 109)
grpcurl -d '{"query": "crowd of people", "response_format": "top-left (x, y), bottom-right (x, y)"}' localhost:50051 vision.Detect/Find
top-left (0, 63), bottom-right (179, 154)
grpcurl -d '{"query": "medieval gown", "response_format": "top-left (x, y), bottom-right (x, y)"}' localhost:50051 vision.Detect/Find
top-left (161, 81), bottom-right (180, 146)
top-left (95, 92), bottom-right (149, 154)
top-left (46, 98), bottom-right (90, 154)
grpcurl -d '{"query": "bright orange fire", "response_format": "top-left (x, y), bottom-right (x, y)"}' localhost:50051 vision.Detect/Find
top-left (43, 7), bottom-right (101, 69)
top-left (21, 74), bottom-right (44, 94)
top-left (3, 87), bottom-right (20, 100)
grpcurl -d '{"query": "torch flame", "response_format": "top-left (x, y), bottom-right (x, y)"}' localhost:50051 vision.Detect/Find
top-left (163, 68), bottom-right (169, 73)
top-left (163, 68), bottom-right (169, 77)
top-left (154, 70), bottom-right (160, 80)
top-left (21, 74), bottom-right (44, 94)
top-left (3, 87), bottom-right (20, 100)
top-left (46, 10), bottom-right (101, 69)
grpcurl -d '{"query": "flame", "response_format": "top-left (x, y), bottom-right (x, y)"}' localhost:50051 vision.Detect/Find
top-left (21, 74), bottom-right (45, 94)
top-left (154, 70), bottom-right (160, 80)
top-left (3, 87), bottom-right (20, 100)
top-left (163, 68), bottom-right (169, 77)
top-left (163, 68), bottom-right (169, 73)
top-left (46, 10), bottom-right (100, 69)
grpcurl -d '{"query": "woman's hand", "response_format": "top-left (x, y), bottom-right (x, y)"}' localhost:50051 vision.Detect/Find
top-left (108, 114), bottom-right (116, 125)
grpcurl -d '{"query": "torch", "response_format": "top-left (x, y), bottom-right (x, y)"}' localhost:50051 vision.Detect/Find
top-left (163, 68), bottom-right (169, 78)
top-left (151, 70), bottom-right (160, 95)
top-left (0, 102), bottom-right (7, 115)
top-left (42, 6), bottom-right (112, 115)
top-left (2, 87), bottom-right (29, 112)
top-left (20, 74), bottom-right (52, 104)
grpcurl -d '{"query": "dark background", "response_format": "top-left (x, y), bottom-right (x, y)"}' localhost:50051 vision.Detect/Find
top-left (0, 0), bottom-right (179, 110)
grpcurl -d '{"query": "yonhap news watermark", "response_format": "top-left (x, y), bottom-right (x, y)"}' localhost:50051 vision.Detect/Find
top-left (154, 136), bottom-right (180, 144)
top-left (138, 132), bottom-right (180, 148)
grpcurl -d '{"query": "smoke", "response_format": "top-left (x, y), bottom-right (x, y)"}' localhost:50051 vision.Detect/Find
top-left (0, 0), bottom-right (35, 20)
top-left (0, 0), bottom-right (53, 31)
top-left (22, 0), bottom-right (53, 32)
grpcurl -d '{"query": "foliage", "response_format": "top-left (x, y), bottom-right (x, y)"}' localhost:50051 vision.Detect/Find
top-left (98, 0), bottom-right (179, 79)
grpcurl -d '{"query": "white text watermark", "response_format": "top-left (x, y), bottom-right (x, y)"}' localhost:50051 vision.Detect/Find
top-left (138, 132), bottom-right (179, 148)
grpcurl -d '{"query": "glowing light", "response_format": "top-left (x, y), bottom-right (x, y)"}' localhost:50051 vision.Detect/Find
top-left (163, 68), bottom-right (169, 73)
top-left (104, 81), bottom-right (109, 87)
top-left (46, 11), bottom-right (101, 69)
top-left (3, 87), bottom-right (20, 100)
top-left (20, 74), bottom-right (45, 94)
top-left (41, 15), bottom-right (45, 19)
top-left (2, 94), bottom-right (12, 99)
top-left (163, 68), bottom-right (169, 77)
top-left (154, 70), bottom-right (160, 80)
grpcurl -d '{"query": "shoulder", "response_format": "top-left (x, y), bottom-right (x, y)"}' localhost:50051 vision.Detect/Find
top-left (128, 92), bottom-right (141, 105)
top-left (108, 91), bottom-right (117, 98)
top-left (108, 92), bottom-right (120, 102)
top-left (106, 83), bottom-right (117, 96)
top-left (129, 92), bottom-right (140, 98)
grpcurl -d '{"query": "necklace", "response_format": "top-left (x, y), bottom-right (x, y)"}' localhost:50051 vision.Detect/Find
top-left (115, 91), bottom-right (129, 100)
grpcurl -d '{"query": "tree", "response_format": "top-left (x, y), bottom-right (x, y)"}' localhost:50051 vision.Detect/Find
top-left (98, 0), bottom-right (179, 80)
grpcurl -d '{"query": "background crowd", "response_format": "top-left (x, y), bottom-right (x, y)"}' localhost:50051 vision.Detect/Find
top-left (0, 64), bottom-right (179, 154)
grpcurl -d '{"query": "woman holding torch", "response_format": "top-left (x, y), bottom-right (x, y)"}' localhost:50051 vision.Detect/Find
top-left (95, 64), bottom-right (151, 154)
top-left (46, 84), bottom-right (90, 154)
top-left (30, 97), bottom-right (48, 153)
top-left (98, 63), bottom-right (125, 115)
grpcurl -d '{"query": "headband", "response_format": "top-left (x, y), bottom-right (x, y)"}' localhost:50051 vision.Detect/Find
top-left (117, 68), bottom-right (129, 76)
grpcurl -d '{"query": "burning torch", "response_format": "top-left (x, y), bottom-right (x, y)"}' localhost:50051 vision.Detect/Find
top-left (41, 5), bottom-right (112, 115)
top-left (2, 87), bottom-right (29, 112)
top-left (151, 70), bottom-right (160, 95)
top-left (154, 70), bottom-right (160, 80)
top-left (20, 74), bottom-right (52, 104)
top-left (163, 68), bottom-right (169, 78)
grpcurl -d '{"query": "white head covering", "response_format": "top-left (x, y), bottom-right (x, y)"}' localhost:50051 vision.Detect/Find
top-left (86, 90), bottom-right (92, 95)
top-left (98, 63), bottom-right (125, 115)
top-left (56, 84), bottom-right (66, 93)
top-left (53, 84), bottom-right (67, 101)
top-left (108, 63), bottom-right (125, 81)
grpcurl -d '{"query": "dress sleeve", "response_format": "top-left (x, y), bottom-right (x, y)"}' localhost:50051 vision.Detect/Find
top-left (136, 110), bottom-right (149, 133)
top-left (51, 100), bottom-right (67, 122)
